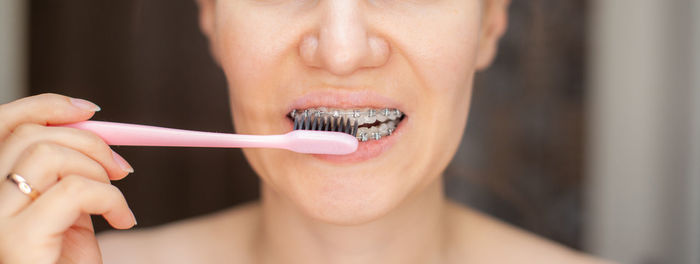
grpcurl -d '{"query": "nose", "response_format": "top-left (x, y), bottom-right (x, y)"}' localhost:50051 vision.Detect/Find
top-left (299, 0), bottom-right (390, 76)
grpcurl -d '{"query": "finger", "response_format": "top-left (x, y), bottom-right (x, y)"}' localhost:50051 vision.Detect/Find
top-left (0, 142), bottom-right (110, 216)
top-left (18, 175), bottom-right (136, 236)
top-left (0, 124), bottom-right (132, 183)
top-left (0, 93), bottom-right (100, 141)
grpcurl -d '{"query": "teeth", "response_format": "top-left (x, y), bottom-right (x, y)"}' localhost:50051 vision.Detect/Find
top-left (357, 127), bottom-right (369, 136)
top-left (291, 108), bottom-right (403, 126)
top-left (368, 109), bottom-right (376, 117)
top-left (378, 123), bottom-right (388, 133)
top-left (355, 119), bottom-right (400, 140)
top-left (291, 107), bottom-right (404, 141)
top-left (368, 126), bottom-right (378, 136)
top-left (364, 114), bottom-right (377, 124)
top-left (359, 132), bottom-right (369, 142)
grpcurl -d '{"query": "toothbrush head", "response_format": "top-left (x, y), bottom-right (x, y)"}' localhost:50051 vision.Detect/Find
top-left (292, 110), bottom-right (359, 137)
top-left (285, 130), bottom-right (358, 155)
top-left (287, 110), bottom-right (359, 155)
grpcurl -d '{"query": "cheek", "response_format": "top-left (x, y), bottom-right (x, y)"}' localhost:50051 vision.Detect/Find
top-left (396, 8), bottom-right (481, 187)
top-left (213, 4), bottom-right (305, 133)
top-left (416, 22), bottom-right (480, 97)
top-left (378, 1), bottom-right (482, 96)
top-left (215, 5), bottom-right (285, 85)
top-left (417, 11), bottom-right (480, 115)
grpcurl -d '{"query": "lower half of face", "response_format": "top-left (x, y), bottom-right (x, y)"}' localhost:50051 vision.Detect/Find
top-left (212, 0), bottom-right (483, 225)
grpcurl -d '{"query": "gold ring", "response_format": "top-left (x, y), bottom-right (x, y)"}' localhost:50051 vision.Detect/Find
top-left (6, 173), bottom-right (41, 200)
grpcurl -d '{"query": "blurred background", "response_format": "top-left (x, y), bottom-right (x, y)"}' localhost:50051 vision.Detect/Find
top-left (0, 0), bottom-right (698, 263)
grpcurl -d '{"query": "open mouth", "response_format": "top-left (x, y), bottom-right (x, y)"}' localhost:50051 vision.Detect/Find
top-left (288, 107), bottom-right (405, 142)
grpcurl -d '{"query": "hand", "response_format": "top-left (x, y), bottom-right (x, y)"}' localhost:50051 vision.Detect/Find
top-left (0, 94), bottom-right (137, 264)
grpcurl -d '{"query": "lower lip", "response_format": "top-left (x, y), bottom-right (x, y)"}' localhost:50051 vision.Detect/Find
top-left (286, 118), bottom-right (407, 163)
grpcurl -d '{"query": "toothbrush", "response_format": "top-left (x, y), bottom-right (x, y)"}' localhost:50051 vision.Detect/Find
top-left (58, 121), bottom-right (358, 155)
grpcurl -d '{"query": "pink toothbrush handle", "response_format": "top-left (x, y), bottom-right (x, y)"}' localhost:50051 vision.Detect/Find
top-left (58, 121), bottom-right (358, 155)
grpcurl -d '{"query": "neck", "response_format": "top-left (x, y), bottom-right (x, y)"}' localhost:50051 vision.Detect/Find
top-left (255, 179), bottom-right (447, 264)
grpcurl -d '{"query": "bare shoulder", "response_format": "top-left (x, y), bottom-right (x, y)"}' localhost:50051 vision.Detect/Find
top-left (98, 201), bottom-right (261, 264)
top-left (444, 201), bottom-right (615, 264)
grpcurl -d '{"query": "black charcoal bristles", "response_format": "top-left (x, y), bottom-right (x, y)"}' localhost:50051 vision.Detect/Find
top-left (344, 118), bottom-right (351, 134)
top-left (336, 117), bottom-right (343, 132)
top-left (354, 120), bottom-right (359, 136)
top-left (311, 115), bottom-right (318, 130)
top-left (292, 113), bottom-right (358, 138)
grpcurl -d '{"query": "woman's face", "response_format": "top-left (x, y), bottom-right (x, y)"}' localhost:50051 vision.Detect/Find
top-left (198, 0), bottom-right (507, 224)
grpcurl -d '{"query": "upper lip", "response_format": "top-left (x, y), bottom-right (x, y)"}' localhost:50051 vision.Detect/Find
top-left (286, 90), bottom-right (406, 116)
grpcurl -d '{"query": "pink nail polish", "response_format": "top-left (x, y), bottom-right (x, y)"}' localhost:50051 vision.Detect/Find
top-left (111, 150), bottom-right (134, 173)
top-left (69, 98), bottom-right (101, 112)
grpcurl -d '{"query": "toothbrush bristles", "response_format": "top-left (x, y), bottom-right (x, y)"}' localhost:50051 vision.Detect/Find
top-left (293, 113), bottom-right (358, 138)
top-left (336, 117), bottom-right (344, 132)
top-left (345, 118), bottom-right (352, 135)
top-left (352, 119), bottom-right (359, 137)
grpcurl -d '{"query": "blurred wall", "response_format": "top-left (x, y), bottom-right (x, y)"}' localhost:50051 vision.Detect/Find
top-left (0, 0), bottom-right (27, 103)
top-left (446, 0), bottom-right (588, 249)
top-left (28, 0), bottom-right (260, 232)
top-left (585, 0), bottom-right (700, 263)
top-left (693, 3), bottom-right (700, 262)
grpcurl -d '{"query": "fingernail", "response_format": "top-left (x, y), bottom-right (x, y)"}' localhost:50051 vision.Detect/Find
top-left (111, 150), bottom-right (134, 173)
top-left (130, 209), bottom-right (138, 227)
top-left (69, 98), bottom-right (101, 112)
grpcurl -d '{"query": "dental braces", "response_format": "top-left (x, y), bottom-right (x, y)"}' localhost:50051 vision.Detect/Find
top-left (355, 120), bottom-right (398, 142)
top-left (290, 108), bottom-right (403, 123)
top-left (290, 108), bottom-right (403, 142)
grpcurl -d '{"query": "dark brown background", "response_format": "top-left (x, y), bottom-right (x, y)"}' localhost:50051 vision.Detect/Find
top-left (28, 0), bottom-right (587, 249)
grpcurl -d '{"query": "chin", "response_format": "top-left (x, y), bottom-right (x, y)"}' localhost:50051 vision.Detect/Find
top-left (277, 165), bottom-right (405, 225)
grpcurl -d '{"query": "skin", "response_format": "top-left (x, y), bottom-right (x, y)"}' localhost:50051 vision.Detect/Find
top-left (0, 95), bottom-right (136, 264)
top-left (0, 0), bottom-right (612, 263)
